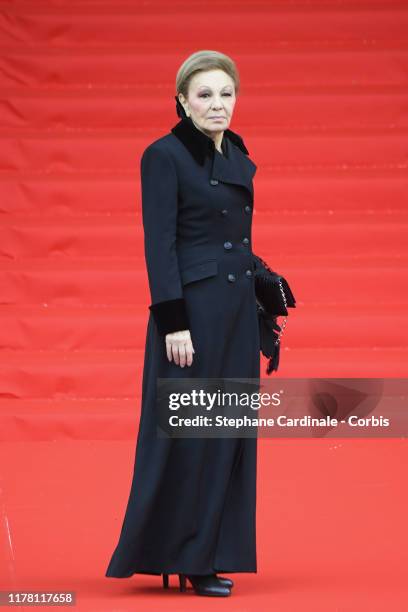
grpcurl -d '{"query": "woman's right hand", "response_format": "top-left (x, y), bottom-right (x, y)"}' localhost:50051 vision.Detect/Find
top-left (165, 329), bottom-right (195, 367)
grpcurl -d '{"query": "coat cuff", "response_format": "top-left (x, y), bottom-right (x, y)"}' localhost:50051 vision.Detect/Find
top-left (149, 298), bottom-right (190, 336)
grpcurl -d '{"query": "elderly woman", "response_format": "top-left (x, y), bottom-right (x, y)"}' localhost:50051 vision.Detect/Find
top-left (105, 49), bottom-right (260, 598)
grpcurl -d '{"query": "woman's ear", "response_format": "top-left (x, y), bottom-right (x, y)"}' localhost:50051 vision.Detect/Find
top-left (175, 95), bottom-right (188, 119)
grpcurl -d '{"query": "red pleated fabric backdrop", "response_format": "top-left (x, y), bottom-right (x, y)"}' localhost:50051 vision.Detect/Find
top-left (0, 1), bottom-right (407, 610)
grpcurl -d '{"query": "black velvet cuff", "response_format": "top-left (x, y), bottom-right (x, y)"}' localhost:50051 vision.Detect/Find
top-left (149, 298), bottom-right (190, 336)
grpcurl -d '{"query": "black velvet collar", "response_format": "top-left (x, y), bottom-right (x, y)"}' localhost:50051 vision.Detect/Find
top-left (171, 115), bottom-right (250, 166)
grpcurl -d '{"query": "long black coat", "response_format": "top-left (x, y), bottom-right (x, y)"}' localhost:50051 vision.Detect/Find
top-left (105, 114), bottom-right (260, 578)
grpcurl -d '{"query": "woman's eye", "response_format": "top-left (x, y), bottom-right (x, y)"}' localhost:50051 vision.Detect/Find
top-left (199, 93), bottom-right (232, 98)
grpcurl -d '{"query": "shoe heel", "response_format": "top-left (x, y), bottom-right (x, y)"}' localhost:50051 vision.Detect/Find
top-left (162, 573), bottom-right (169, 589)
top-left (178, 573), bottom-right (187, 592)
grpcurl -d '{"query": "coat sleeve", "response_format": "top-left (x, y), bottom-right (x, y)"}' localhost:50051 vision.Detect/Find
top-left (140, 143), bottom-right (190, 336)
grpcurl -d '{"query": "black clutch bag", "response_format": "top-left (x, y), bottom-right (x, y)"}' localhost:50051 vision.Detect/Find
top-left (252, 253), bottom-right (296, 375)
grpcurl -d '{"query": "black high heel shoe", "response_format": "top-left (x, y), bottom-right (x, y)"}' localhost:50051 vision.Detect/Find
top-left (178, 573), bottom-right (231, 596)
top-left (216, 574), bottom-right (234, 588)
top-left (161, 572), bottom-right (231, 596)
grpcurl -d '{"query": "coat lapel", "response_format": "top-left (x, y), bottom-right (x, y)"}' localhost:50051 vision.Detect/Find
top-left (210, 136), bottom-right (257, 193)
top-left (171, 117), bottom-right (257, 195)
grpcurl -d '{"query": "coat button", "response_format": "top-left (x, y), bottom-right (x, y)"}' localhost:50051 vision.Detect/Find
top-left (227, 273), bottom-right (236, 282)
top-left (242, 237), bottom-right (249, 246)
top-left (221, 209), bottom-right (228, 216)
top-left (223, 241), bottom-right (232, 250)
top-left (245, 269), bottom-right (253, 278)
top-left (210, 179), bottom-right (219, 185)
top-left (244, 205), bottom-right (252, 214)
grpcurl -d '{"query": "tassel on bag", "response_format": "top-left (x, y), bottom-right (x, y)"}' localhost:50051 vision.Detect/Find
top-left (253, 253), bottom-right (296, 375)
top-left (257, 305), bottom-right (282, 374)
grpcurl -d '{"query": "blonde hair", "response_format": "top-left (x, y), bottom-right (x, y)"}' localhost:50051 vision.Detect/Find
top-left (175, 50), bottom-right (240, 98)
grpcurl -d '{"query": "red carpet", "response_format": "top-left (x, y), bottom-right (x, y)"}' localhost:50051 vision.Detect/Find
top-left (0, 1), bottom-right (407, 610)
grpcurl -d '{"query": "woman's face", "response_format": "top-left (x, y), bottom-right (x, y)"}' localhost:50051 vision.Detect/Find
top-left (178, 69), bottom-right (236, 136)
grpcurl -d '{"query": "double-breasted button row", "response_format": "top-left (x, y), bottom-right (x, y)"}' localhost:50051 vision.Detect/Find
top-left (219, 205), bottom-right (252, 216)
top-left (223, 239), bottom-right (249, 250)
top-left (227, 269), bottom-right (253, 282)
